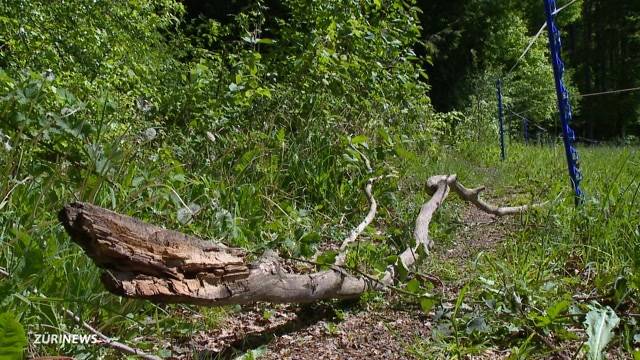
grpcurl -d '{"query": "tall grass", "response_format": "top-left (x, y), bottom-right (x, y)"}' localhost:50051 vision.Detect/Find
top-left (411, 142), bottom-right (640, 358)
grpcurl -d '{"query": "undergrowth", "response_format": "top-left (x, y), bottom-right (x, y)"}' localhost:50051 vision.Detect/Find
top-left (409, 144), bottom-right (640, 359)
top-left (0, 1), bottom-right (638, 359)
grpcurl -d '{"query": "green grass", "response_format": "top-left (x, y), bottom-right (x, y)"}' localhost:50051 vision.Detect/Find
top-left (409, 143), bottom-right (640, 359)
top-left (1, 134), bottom-right (639, 359)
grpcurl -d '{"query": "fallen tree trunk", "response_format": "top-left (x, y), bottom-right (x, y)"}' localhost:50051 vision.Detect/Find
top-left (59, 175), bottom-right (537, 305)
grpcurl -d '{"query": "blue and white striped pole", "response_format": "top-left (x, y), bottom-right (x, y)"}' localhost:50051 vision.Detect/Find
top-left (543, 0), bottom-right (584, 205)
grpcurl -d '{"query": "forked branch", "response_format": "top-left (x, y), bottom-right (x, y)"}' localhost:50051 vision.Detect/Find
top-left (59, 175), bottom-right (543, 305)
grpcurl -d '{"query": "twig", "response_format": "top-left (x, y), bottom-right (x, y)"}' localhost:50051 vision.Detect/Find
top-left (0, 176), bottom-right (32, 209)
top-left (623, 313), bottom-right (640, 318)
top-left (524, 325), bottom-right (570, 360)
top-left (411, 271), bottom-right (445, 289)
top-left (572, 293), bottom-right (608, 302)
top-left (571, 341), bottom-right (585, 360)
top-left (335, 175), bottom-right (385, 266)
top-left (64, 309), bottom-right (162, 360)
top-left (350, 145), bottom-right (373, 173)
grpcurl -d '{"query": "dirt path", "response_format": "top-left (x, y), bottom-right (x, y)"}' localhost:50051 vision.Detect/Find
top-left (174, 203), bottom-right (512, 359)
top-left (443, 203), bottom-right (508, 264)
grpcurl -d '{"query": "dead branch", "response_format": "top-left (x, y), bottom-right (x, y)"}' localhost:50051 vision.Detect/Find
top-left (381, 175), bottom-right (452, 284)
top-left (59, 175), bottom-right (542, 305)
top-left (64, 309), bottom-right (162, 360)
top-left (334, 175), bottom-right (384, 266)
top-left (430, 175), bottom-right (542, 216)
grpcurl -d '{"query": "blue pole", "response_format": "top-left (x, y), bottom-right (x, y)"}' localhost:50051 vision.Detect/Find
top-left (543, 0), bottom-right (583, 205)
top-left (496, 79), bottom-right (506, 161)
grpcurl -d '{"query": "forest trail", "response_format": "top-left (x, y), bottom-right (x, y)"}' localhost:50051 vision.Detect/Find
top-left (173, 200), bottom-right (513, 359)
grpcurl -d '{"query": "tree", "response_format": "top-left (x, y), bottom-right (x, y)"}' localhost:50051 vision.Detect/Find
top-left (573, 0), bottom-right (640, 139)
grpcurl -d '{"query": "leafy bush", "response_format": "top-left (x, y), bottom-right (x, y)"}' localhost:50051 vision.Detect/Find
top-left (0, 0), bottom-right (442, 357)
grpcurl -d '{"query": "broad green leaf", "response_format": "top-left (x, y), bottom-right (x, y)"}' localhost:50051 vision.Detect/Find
top-left (547, 299), bottom-right (572, 320)
top-left (406, 278), bottom-right (420, 293)
top-left (0, 312), bottom-right (27, 359)
top-left (420, 298), bottom-right (435, 313)
top-left (351, 135), bottom-right (369, 147)
top-left (584, 306), bottom-right (620, 360)
top-left (394, 144), bottom-right (417, 161)
top-left (316, 250), bottom-right (337, 266)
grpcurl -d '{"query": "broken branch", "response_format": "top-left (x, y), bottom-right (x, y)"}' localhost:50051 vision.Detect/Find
top-left (64, 308), bottom-right (162, 360)
top-left (59, 175), bottom-right (542, 305)
top-left (335, 175), bottom-right (385, 266)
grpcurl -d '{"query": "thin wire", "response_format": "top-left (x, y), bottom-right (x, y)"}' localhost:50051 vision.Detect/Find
top-left (506, 107), bottom-right (528, 121)
top-left (504, 85), bottom-right (639, 131)
top-left (505, 86), bottom-right (639, 108)
top-left (579, 86), bottom-right (640, 98)
top-left (506, 105), bottom-right (537, 118)
top-left (506, 108), bottom-right (549, 133)
top-left (507, 22), bottom-right (547, 75)
top-left (553, 0), bottom-right (580, 15)
top-left (506, 0), bottom-right (580, 76)
top-left (504, 85), bottom-right (639, 120)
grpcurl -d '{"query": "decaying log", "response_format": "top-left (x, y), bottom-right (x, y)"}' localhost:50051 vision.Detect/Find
top-left (59, 202), bottom-right (248, 282)
top-left (59, 203), bottom-right (375, 305)
top-left (59, 175), bottom-right (540, 305)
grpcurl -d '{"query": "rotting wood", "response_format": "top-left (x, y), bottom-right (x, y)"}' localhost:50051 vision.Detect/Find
top-left (59, 175), bottom-right (540, 305)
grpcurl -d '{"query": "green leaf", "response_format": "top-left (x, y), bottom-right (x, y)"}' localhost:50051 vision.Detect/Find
top-left (234, 345), bottom-right (267, 360)
top-left (316, 250), bottom-right (337, 266)
top-left (584, 306), bottom-right (620, 360)
top-left (419, 298), bottom-right (435, 313)
top-left (613, 276), bottom-right (629, 303)
top-left (454, 285), bottom-right (469, 316)
top-left (276, 128), bottom-right (285, 143)
top-left (299, 231), bottom-right (321, 245)
top-left (466, 316), bottom-right (490, 334)
top-left (394, 144), bottom-right (417, 161)
top-left (0, 312), bottom-right (27, 359)
top-left (547, 299), bottom-right (572, 319)
top-left (351, 135), bottom-right (369, 147)
top-left (406, 278), bottom-right (420, 293)
top-left (234, 148), bottom-right (260, 173)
